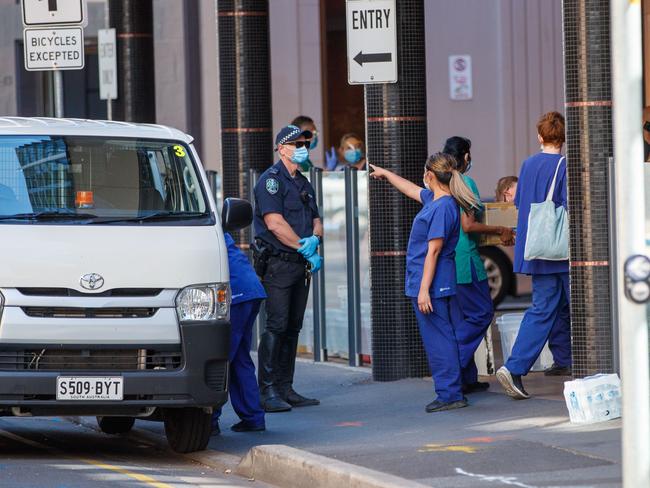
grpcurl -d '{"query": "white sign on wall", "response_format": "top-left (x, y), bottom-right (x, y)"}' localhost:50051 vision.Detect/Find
top-left (449, 55), bottom-right (473, 101)
top-left (346, 0), bottom-right (397, 84)
top-left (98, 28), bottom-right (118, 100)
top-left (22, 0), bottom-right (85, 27)
top-left (23, 27), bottom-right (85, 71)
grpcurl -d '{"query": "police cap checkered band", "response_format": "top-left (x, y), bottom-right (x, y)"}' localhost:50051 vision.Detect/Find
top-left (275, 125), bottom-right (313, 148)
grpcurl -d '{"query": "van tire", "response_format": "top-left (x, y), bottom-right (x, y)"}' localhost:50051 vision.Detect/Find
top-left (479, 246), bottom-right (512, 306)
top-left (96, 416), bottom-right (135, 435)
top-left (163, 407), bottom-right (212, 453)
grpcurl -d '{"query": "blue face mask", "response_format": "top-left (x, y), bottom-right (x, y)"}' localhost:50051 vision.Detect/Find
top-left (465, 157), bottom-right (473, 173)
top-left (344, 148), bottom-right (363, 164)
top-left (310, 135), bottom-right (318, 150)
top-left (291, 146), bottom-right (310, 164)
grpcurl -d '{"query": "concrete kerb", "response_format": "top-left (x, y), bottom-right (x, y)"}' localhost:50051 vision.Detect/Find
top-left (66, 416), bottom-right (428, 488)
top-left (237, 444), bottom-right (431, 488)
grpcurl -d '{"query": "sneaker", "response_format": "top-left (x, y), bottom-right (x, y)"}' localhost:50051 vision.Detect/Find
top-left (544, 364), bottom-right (572, 376)
top-left (462, 381), bottom-right (490, 394)
top-left (496, 366), bottom-right (531, 399)
top-left (231, 421), bottom-right (266, 433)
top-left (425, 398), bottom-right (468, 413)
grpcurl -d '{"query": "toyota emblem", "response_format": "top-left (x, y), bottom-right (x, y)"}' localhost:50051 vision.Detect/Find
top-left (80, 273), bottom-right (105, 290)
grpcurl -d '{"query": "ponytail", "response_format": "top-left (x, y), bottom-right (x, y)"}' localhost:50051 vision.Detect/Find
top-left (449, 170), bottom-right (479, 212)
top-left (425, 152), bottom-right (480, 212)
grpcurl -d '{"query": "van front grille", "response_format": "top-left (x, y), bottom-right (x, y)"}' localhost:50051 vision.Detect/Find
top-left (0, 349), bottom-right (182, 371)
top-left (21, 307), bottom-right (157, 319)
top-left (16, 288), bottom-right (163, 297)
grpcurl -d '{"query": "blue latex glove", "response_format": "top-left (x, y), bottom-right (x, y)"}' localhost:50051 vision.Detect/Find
top-left (307, 253), bottom-right (323, 274)
top-left (298, 235), bottom-right (320, 258)
top-left (325, 147), bottom-right (339, 171)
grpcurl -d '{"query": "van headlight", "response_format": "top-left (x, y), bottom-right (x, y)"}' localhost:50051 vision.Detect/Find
top-left (175, 283), bottom-right (230, 322)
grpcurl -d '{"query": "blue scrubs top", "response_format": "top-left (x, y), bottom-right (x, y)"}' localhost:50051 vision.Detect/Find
top-left (421, 175), bottom-right (487, 284)
top-left (513, 152), bottom-right (569, 275)
top-left (225, 233), bottom-right (267, 305)
top-left (253, 161), bottom-right (320, 253)
top-left (405, 195), bottom-right (460, 299)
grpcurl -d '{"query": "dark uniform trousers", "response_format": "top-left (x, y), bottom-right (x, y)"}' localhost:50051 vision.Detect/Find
top-left (258, 255), bottom-right (310, 400)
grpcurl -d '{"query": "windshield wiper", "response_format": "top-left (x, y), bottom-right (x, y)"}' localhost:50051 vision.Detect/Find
top-left (0, 211), bottom-right (99, 221)
top-left (88, 211), bottom-right (210, 224)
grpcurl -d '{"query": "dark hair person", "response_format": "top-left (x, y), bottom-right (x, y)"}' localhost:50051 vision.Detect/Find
top-left (291, 115), bottom-right (318, 171)
top-left (439, 137), bottom-right (515, 394)
top-left (497, 111), bottom-right (571, 400)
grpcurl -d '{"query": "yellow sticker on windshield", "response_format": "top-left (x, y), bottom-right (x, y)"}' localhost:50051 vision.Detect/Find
top-left (173, 145), bottom-right (186, 157)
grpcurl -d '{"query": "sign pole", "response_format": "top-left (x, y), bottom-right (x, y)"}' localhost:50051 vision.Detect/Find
top-left (52, 69), bottom-right (64, 118)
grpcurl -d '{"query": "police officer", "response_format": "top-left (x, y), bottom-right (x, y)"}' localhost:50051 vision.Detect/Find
top-left (253, 125), bottom-right (323, 413)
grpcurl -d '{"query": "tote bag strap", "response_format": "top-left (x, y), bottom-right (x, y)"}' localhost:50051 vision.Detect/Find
top-left (545, 156), bottom-right (566, 202)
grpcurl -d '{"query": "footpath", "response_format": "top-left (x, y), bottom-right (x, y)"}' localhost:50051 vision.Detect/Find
top-left (136, 359), bottom-right (621, 488)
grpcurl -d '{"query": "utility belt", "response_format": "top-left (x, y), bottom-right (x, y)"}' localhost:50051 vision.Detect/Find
top-left (252, 239), bottom-right (306, 276)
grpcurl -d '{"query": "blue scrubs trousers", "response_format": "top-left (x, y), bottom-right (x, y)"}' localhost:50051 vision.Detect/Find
top-left (411, 296), bottom-right (464, 403)
top-left (213, 299), bottom-right (265, 428)
top-left (505, 273), bottom-right (570, 375)
top-left (455, 263), bottom-right (494, 385)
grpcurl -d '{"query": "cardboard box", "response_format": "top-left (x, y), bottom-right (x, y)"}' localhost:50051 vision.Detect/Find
top-left (478, 202), bottom-right (518, 246)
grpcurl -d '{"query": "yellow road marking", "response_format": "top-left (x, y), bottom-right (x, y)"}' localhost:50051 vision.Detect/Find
top-left (418, 443), bottom-right (480, 454)
top-left (78, 458), bottom-right (175, 488)
top-left (0, 426), bottom-right (174, 488)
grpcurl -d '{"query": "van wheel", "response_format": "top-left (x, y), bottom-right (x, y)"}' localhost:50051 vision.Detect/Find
top-left (479, 247), bottom-right (512, 306)
top-left (96, 416), bottom-right (135, 435)
top-left (163, 408), bottom-right (212, 453)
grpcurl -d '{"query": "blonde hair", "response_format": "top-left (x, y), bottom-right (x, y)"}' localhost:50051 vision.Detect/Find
top-left (425, 153), bottom-right (479, 212)
top-left (495, 176), bottom-right (518, 202)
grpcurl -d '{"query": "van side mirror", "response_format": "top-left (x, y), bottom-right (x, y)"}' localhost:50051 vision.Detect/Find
top-left (222, 197), bottom-right (253, 232)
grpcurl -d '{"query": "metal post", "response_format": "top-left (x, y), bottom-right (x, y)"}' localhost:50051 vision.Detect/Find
top-left (248, 169), bottom-right (263, 349)
top-left (611, 1), bottom-right (650, 486)
top-left (206, 170), bottom-right (218, 202)
top-left (52, 70), bottom-right (64, 118)
top-left (607, 157), bottom-right (620, 374)
top-left (345, 166), bottom-right (362, 367)
top-left (310, 167), bottom-right (327, 362)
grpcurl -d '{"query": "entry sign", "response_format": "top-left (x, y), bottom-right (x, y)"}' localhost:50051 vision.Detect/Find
top-left (346, 0), bottom-right (397, 84)
top-left (98, 28), bottom-right (118, 100)
top-left (23, 27), bottom-right (85, 71)
top-left (22, 0), bottom-right (85, 27)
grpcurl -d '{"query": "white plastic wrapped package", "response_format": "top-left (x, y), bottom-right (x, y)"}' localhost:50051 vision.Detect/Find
top-left (563, 373), bottom-right (622, 424)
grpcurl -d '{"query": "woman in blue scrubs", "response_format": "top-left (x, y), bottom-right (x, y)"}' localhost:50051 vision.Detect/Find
top-left (212, 233), bottom-right (267, 433)
top-left (371, 139), bottom-right (513, 396)
top-left (376, 152), bottom-right (479, 412)
top-left (496, 111), bottom-right (570, 399)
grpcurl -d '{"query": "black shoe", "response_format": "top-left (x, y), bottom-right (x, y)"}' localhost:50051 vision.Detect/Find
top-left (211, 421), bottom-right (221, 436)
top-left (285, 389), bottom-right (320, 407)
top-left (496, 366), bottom-right (531, 399)
top-left (231, 421), bottom-right (266, 432)
top-left (262, 396), bottom-right (292, 413)
top-left (462, 381), bottom-right (490, 394)
top-left (425, 398), bottom-right (468, 413)
top-left (544, 364), bottom-right (572, 376)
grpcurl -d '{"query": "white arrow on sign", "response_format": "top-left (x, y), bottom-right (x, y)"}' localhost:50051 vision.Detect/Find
top-left (22, 0), bottom-right (86, 27)
top-left (346, 0), bottom-right (397, 85)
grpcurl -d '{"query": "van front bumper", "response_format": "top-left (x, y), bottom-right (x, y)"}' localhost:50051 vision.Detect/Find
top-left (0, 320), bottom-right (231, 414)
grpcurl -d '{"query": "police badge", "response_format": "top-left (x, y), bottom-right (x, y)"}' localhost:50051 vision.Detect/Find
top-left (266, 178), bottom-right (279, 195)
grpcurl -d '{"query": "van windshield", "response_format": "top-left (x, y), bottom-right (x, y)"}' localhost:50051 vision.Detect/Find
top-left (0, 136), bottom-right (210, 225)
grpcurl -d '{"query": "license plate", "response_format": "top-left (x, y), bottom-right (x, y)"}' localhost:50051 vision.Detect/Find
top-left (56, 376), bottom-right (123, 401)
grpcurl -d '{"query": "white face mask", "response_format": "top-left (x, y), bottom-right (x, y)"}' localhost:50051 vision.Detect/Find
top-left (423, 174), bottom-right (431, 191)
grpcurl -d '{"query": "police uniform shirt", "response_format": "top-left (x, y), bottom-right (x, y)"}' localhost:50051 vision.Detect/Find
top-left (405, 195), bottom-right (460, 299)
top-left (224, 233), bottom-right (267, 305)
top-left (253, 161), bottom-right (320, 253)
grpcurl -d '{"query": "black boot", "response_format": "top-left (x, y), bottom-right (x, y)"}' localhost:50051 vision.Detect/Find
top-left (257, 331), bottom-right (292, 412)
top-left (278, 336), bottom-right (320, 407)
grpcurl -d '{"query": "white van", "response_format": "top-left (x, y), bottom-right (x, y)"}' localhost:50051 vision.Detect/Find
top-left (0, 117), bottom-right (251, 453)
